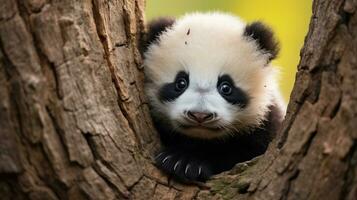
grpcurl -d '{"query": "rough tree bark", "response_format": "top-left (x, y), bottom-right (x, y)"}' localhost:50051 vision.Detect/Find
top-left (0, 0), bottom-right (356, 199)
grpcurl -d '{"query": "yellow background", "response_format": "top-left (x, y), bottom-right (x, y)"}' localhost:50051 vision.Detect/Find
top-left (146, 0), bottom-right (312, 101)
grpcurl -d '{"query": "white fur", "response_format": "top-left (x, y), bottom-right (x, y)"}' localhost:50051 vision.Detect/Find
top-left (144, 12), bottom-right (285, 139)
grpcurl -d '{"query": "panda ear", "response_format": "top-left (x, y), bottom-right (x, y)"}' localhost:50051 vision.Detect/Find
top-left (141, 17), bottom-right (175, 53)
top-left (243, 21), bottom-right (280, 61)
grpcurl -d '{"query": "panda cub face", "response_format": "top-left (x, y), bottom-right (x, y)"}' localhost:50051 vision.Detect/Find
top-left (144, 13), bottom-right (281, 139)
top-left (154, 70), bottom-right (250, 139)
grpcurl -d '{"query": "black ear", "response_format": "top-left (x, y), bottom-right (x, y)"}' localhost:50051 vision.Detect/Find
top-left (244, 21), bottom-right (280, 61)
top-left (141, 17), bottom-right (175, 53)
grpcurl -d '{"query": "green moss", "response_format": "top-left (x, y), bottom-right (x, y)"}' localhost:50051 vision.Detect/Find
top-left (232, 178), bottom-right (251, 194)
top-left (210, 179), bottom-right (230, 194)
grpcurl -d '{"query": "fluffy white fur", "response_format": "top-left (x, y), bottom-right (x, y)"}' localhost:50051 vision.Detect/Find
top-left (144, 12), bottom-right (285, 139)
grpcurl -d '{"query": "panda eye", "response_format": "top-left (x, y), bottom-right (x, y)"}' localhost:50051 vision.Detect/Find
top-left (219, 82), bottom-right (232, 95)
top-left (175, 78), bottom-right (188, 91)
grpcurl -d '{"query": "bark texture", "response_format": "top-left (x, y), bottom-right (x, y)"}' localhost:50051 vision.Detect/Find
top-left (0, 0), bottom-right (356, 199)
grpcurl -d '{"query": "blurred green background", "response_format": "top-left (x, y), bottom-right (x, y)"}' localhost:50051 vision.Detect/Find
top-left (146, 0), bottom-right (312, 101)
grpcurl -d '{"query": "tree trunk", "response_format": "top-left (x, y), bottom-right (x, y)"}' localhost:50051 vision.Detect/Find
top-left (0, 0), bottom-right (356, 199)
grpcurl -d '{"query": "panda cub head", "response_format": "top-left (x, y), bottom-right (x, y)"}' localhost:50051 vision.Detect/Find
top-left (143, 12), bottom-right (281, 139)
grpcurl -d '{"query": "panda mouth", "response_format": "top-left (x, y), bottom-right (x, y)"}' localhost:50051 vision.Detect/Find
top-left (178, 123), bottom-right (223, 131)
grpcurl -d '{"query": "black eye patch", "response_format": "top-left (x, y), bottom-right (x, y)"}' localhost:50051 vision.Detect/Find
top-left (158, 71), bottom-right (189, 102)
top-left (217, 75), bottom-right (249, 108)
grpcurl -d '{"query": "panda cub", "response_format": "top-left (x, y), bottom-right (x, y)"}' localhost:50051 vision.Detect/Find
top-left (142, 12), bottom-right (286, 182)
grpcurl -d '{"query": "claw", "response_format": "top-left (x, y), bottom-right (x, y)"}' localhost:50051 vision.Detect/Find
top-left (162, 155), bottom-right (172, 164)
top-left (184, 164), bottom-right (191, 176)
top-left (198, 166), bottom-right (202, 176)
top-left (155, 152), bottom-right (164, 160)
top-left (173, 160), bottom-right (181, 172)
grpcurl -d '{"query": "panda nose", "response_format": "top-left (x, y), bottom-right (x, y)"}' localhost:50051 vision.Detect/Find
top-left (187, 111), bottom-right (214, 123)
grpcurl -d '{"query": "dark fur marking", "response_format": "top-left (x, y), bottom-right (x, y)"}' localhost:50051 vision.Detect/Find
top-left (152, 102), bottom-right (284, 182)
top-left (217, 74), bottom-right (249, 107)
top-left (244, 21), bottom-right (280, 61)
top-left (141, 17), bottom-right (175, 53)
top-left (158, 71), bottom-right (189, 102)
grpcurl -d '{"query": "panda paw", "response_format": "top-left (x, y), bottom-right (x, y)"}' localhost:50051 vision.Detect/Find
top-left (154, 149), bottom-right (212, 182)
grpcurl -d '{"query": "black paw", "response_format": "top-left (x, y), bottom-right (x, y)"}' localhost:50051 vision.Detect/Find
top-left (154, 149), bottom-right (212, 182)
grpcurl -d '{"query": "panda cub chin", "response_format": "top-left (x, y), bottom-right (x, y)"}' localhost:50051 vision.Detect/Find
top-left (142, 12), bottom-right (286, 182)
